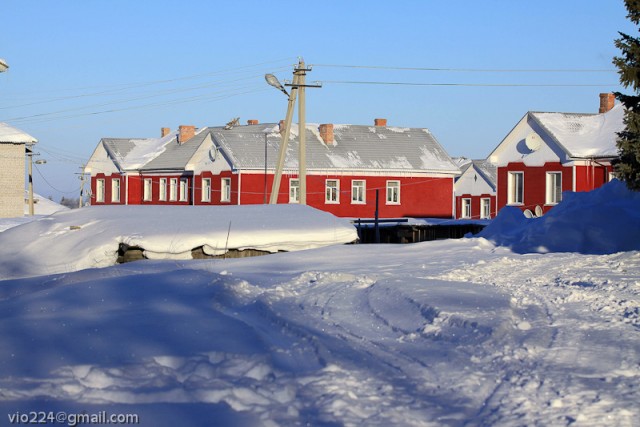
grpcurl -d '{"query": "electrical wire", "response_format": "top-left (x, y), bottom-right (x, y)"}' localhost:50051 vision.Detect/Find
top-left (321, 80), bottom-right (617, 87)
top-left (312, 64), bottom-right (616, 73)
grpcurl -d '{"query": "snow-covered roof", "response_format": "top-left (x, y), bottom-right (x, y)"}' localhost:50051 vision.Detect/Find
top-left (102, 137), bottom-right (167, 171)
top-left (210, 123), bottom-right (460, 174)
top-left (530, 103), bottom-right (624, 158)
top-left (0, 122), bottom-right (37, 144)
top-left (142, 127), bottom-right (209, 170)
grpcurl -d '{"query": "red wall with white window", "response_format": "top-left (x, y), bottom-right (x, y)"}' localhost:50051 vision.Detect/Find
top-left (91, 173), bottom-right (127, 205)
top-left (455, 194), bottom-right (497, 219)
top-left (497, 162), bottom-right (572, 214)
top-left (92, 171), bottom-right (455, 219)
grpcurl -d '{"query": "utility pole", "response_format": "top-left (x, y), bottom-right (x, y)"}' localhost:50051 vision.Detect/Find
top-left (78, 165), bottom-right (87, 208)
top-left (267, 59), bottom-right (321, 205)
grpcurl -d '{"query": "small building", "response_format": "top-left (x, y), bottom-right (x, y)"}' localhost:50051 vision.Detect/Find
top-left (0, 123), bottom-right (37, 218)
top-left (453, 158), bottom-right (497, 219)
top-left (487, 93), bottom-right (623, 215)
top-left (85, 119), bottom-right (461, 219)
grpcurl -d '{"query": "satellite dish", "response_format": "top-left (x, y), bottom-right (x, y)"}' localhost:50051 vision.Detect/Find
top-left (523, 209), bottom-right (534, 219)
top-left (525, 133), bottom-right (542, 152)
top-left (535, 205), bottom-right (544, 217)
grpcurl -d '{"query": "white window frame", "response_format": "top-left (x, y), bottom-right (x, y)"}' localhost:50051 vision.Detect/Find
top-left (143, 178), bottom-right (152, 202)
top-left (201, 178), bottom-right (211, 202)
top-left (159, 178), bottom-right (167, 201)
top-left (386, 180), bottom-right (400, 205)
top-left (289, 178), bottom-right (300, 203)
top-left (221, 178), bottom-right (231, 202)
top-left (96, 179), bottom-right (105, 203)
top-left (480, 198), bottom-right (491, 219)
top-left (169, 178), bottom-right (178, 201)
top-left (507, 172), bottom-right (524, 205)
top-left (325, 179), bottom-right (339, 204)
top-left (461, 198), bottom-right (471, 218)
top-left (111, 178), bottom-right (121, 203)
top-left (351, 180), bottom-right (366, 204)
top-left (545, 172), bottom-right (562, 205)
top-left (179, 178), bottom-right (189, 202)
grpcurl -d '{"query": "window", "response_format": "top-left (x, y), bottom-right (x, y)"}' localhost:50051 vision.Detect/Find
top-left (159, 178), bottom-right (167, 201)
top-left (143, 179), bottom-right (152, 201)
top-left (111, 179), bottom-right (121, 203)
top-left (202, 178), bottom-right (211, 202)
top-left (221, 178), bottom-right (231, 202)
top-left (351, 180), bottom-right (365, 204)
top-left (289, 179), bottom-right (299, 203)
top-left (179, 178), bottom-right (189, 202)
top-left (481, 198), bottom-right (491, 219)
top-left (325, 179), bottom-right (339, 203)
top-left (386, 181), bottom-right (400, 204)
top-left (546, 172), bottom-right (562, 205)
top-left (96, 179), bottom-right (105, 203)
top-left (462, 198), bottom-right (471, 218)
top-left (169, 178), bottom-right (178, 201)
top-left (507, 172), bottom-right (524, 205)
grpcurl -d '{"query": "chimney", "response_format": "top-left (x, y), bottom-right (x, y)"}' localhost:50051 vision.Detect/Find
top-left (161, 127), bottom-right (171, 138)
top-left (599, 93), bottom-right (615, 113)
top-left (247, 119), bottom-right (259, 125)
top-left (279, 120), bottom-right (286, 133)
top-left (178, 125), bottom-right (195, 144)
top-left (319, 124), bottom-right (335, 145)
top-left (374, 118), bottom-right (387, 127)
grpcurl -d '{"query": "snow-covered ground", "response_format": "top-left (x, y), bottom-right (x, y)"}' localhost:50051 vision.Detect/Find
top-left (0, 182), bottom-right (638, 426)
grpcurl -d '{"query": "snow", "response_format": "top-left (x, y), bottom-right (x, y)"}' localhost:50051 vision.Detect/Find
top-left (478, 179), bottom-right (640, 254)
top-left (23, 192), bottom-right (69, 216)
top-left (532, 103), bottom-right (624, 158)
top-left (0, 185), bottom-right (638, 426)
top-left (0, 122), bottom-right (37, 143)
top-left (0, 204), bottom-right (357, 280)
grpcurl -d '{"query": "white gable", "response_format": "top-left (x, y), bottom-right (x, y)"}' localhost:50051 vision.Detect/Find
top-left (84, 143), bottom-right (119, 175)
top-left (0, 122), bottom-right (37, 144)
top-left (455, 165), bottom-right (495, 196)
top-left (189, 134), bottom-right (232, 175)
top-left (488, 114), bottom-right (569, 167)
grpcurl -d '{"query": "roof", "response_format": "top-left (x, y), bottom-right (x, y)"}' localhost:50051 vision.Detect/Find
top-left (0, 122), bottom-right (37, 144)
top-left (141, 128), bottom-right (209, 170)
top-left (529, 103), bottom-right (624, 158)
top-left (454, 158), bottom-right (496, 187)
top-left (102, 137), bottom-right (169, 171)
top-left (210, 123), bottom-right (460, 174)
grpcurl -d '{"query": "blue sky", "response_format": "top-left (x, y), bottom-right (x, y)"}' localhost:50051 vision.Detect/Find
top-left (0, 0), bottom-right (633, 201)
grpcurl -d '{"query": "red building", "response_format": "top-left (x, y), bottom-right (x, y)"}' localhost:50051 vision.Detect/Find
top-left (85, 119), bottom-right (461, 219)
top-left (453, 158), bottom-right (497, 220)
top-left (487, 93), bottom-right (623, 216)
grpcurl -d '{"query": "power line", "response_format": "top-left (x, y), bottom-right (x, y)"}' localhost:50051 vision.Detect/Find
top-left (322, 80), bottom-right (617, 87)
top-left (312, 64), bottom-right (616, 73)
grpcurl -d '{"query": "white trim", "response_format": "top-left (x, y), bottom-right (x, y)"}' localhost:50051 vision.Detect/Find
top-left (143, 178), bottom-right (152, 202)
top-left (325, 179), bottom-right (340, 204)
top-left (461, 198), bottom-right (471, 218)
top-left (385, 180), bottom-right (400, 205)
top-left (545, 171), bottom-right (562, 205)
top-left (221, 177), bottom-right (231, 202)
top-left (351, 179), bottom-right (366, 204)
top-left (507, 171), bottom-right (524, 205)
top-left (201, 177), bottom-right (211, 202)
top-left (125, 175), bottom-right (129, 205)
top-left (159, 178), bottom-right (167, 201)
top-left (96, 179), bottom-right (105, 203)
top-left (480, 197), bottom-right (491, 219)
top-left (289, 178), bottom-right (300, 204)
top-left (179, 178), bottom-right (189, 202)
top-left (111, 178), bottom-right (121, 203)
top-left (169, 178), bottom-right (178, 201)
top-left (237, 172), bottom-right (242, 205)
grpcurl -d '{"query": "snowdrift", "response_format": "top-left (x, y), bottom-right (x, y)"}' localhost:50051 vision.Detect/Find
top-left (0, 204), bottom-right (357, 279)
top-left (478, 179), bottom-right (640, 254)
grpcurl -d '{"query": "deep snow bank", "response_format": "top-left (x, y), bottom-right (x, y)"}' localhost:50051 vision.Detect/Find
top-left (0, 204), bottom-right (357, 279)
top-left (478, 179), bottom-right (640, 254)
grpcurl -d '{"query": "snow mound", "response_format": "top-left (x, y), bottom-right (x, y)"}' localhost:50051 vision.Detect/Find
top-left (478, 179), bottom-right (640, 254)
top-left (0, 204), bottom-right (358, 279)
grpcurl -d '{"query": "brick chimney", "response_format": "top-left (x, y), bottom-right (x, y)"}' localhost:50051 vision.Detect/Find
top-left (599, 93), bottom-right (615, 113)
top-left (247, 119), bottom-right (259, 125)
top-left (319, 124), bottom-right (334, 145)
top-left (161, 127), bottom-right (171, 138)
top-left (279, 120), bottom-right (286, 133)
top-left (374, 118), bottom-right (387, 127)
top-left (178, 125), bottom-right (195, 144)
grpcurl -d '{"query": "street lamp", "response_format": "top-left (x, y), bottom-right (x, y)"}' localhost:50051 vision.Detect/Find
top-left (0, 58), bottom-right (8, 73)
top-left (265, 74), bottom-right (288, 96)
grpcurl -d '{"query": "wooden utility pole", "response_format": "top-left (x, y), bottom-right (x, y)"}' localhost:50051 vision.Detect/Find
top-left (269, 59), bottom-right (320, 205)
